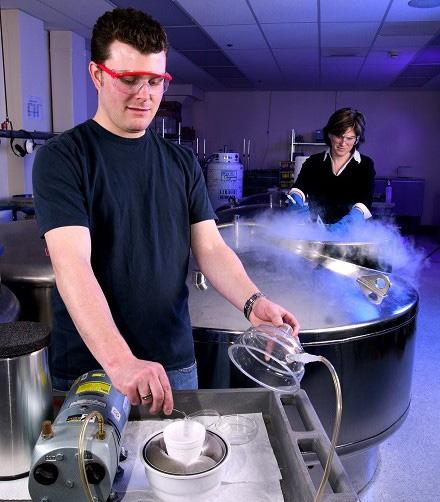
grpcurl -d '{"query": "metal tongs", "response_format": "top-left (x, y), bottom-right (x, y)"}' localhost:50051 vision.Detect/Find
top-left (276, 238), bottom-right (391, 305)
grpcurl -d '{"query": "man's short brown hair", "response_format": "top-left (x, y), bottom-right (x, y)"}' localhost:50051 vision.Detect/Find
top-left (91, 8), bottom-right (168, 64)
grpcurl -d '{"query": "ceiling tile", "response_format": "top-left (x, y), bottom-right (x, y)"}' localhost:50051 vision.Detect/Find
top-left (283, 74), bottom-right (320, 89)
top-left (322, 47), bottom-right (368, 57)
top-left (0, 0), bottom-right (105, 36)
top-left (380, 20), bottom-right (440, 35)
top-left (358, 64), bottom-right (403, 80)
top-left (321, 61), bottom-right (363, 75)
top-left (114, 0), bottom-right (195, 26)
top-left (262, 23), bottom-right (318, 48)
top-left (365, 48), bottom-right (418, 66)
top-left (413, 46), bottom-right (440, 63)
top-left (373, 34), bottom-right (433, 48)
top-left (320, 0), bottom-right (389, 22)
top-left (176, 0), bottom-right (254, 25)
top-left (273, 48), bottom-right (319, 67)
top-left (280, 65), bottom-right (319, 80)
top-left (201, 67), bottom-right (246, 78)
top-left (249, 0), bottom-right (317, 23)
top-left (180, 50), bottom-right (234, 66)
top-left (165, 26), bottom-right (218, 50)
top-left (399, 64), bottom-right (440, 76)
top-left (391, 77), bottom-right (433, 87)
top-left (225, 48), bottom-right (283, 83)
top-left (422, 71), bottom-right (440, 88)
top-left (215, 76), bottom-right (254, 89)
top-left (428, 32), bottom-right (440, 45)
top-left (321, 22), bottom-right (381, 47)
top-left (387, 1), bottom-right (440, 22)
top-left (203, 24), bottom-right (267, 50)
top-left (43, 0), bottom-right (113, 27)
top-left (166, 48), bottom-right (224, 89)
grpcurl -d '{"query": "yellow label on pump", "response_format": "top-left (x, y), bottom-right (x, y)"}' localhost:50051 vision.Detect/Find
top-left (76, 381), bottom-right (111, 395)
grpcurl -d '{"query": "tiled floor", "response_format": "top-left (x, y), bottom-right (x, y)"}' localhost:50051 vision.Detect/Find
top-left (359, 234), bottom-right (440, 502)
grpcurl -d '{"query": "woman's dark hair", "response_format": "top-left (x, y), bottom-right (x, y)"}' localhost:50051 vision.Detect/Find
top-left (91, 8), bottom-right (168, 64)
top-left (323, 108), bottom-right (366, 147)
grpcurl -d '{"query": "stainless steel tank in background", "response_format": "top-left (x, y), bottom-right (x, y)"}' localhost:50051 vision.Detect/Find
top-left (0, 220), bottom-right (54, 326)
top-left (189, 222), bottom-right (418, 492)
top-left (0, 322), bottom-right (52, 479)
top-left (0, 283), bottom-right (20, 323)
top-left (206, 152), bottom-right (244, 210)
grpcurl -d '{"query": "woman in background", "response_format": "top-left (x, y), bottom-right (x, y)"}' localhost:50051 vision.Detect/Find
top-left (287, 108), bottom-right (376, 229)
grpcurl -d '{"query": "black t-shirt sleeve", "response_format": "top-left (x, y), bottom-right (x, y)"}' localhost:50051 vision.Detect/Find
top-left (188, 153), bottom-right (216, 224)
top-left (32, 140), bottom-right (89, 237)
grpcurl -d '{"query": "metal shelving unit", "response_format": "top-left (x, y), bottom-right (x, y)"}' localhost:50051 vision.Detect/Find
top-left (290, 128), bottom-right (326, 161)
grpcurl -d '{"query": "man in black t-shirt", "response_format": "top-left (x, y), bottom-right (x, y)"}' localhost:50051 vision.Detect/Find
top-left (32, 8), bottom-right (300, 415)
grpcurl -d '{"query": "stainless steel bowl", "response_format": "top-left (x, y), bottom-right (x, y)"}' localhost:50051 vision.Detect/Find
top-left (141, 429), bottom-right (230, 501)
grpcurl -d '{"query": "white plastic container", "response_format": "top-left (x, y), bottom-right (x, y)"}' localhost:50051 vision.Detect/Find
top-left (206, 152), bottom-right (244, 210)
top-left (163, 420), bottom-right (206, 464)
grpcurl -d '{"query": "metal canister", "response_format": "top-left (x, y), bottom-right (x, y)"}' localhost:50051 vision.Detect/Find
top-left (0, 220), bottom-right (54, 326)
top-left (0, 322), bottom-right (52, 479)
top-left (206, 152), bottom-right (244, 210)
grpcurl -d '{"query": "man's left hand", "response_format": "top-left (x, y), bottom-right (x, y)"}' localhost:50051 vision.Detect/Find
top-left (249, 296), bottom-right (300, 337)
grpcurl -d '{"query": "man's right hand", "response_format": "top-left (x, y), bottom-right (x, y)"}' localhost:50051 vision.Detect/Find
top-left (106, 357), bottom-right (174, 415)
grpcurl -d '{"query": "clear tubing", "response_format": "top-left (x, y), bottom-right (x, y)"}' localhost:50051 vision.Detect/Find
top-left (314, 356), bottom-right (342, 502)
top-left (287, 352), bottom-right (342, 502)
top-left (77, 411), bottom-right (106, 502)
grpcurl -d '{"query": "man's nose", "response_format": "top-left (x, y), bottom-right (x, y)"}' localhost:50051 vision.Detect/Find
top-left (135, 82), bottom-right (152, 97)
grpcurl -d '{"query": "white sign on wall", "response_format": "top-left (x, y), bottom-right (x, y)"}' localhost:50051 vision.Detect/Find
top-left (26, 96), bottom-right (43, 120)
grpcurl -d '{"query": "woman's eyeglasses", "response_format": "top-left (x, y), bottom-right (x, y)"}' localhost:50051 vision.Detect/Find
top-left (330, 133), bottom-right (358, 145)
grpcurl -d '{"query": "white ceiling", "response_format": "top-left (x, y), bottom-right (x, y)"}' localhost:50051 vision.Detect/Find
top-left (1, 0), bottom-right (440, 91)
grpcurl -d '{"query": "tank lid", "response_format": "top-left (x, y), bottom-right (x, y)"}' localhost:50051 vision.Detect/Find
top-left (0, 322), bottom-right (50, 358)
top-left (0, 220), bottom-right (54, 285)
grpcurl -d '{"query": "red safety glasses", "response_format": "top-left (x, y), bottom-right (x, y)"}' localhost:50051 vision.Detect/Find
top-left (96, 63), bottom-right (172, 95)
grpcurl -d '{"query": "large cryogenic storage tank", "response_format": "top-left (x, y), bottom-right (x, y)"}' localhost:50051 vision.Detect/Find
top-left (206, 152), bottom-right (244, 210)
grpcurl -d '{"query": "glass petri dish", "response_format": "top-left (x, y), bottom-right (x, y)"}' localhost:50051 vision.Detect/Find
top-left (215, 414), bottom-right (258, 445)
top-left (187, 409), bottom-right (221, 429)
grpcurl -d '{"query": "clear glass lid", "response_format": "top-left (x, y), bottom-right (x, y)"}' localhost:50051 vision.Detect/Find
top-left (228, 324), bottom-right (305, 393)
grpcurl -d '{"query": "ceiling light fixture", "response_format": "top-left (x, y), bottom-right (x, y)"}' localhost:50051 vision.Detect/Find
top-left (408, 0), bottom-right (440, 7)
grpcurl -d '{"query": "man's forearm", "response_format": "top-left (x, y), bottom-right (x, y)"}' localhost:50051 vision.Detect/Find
top-left (194, 242), bottom-right (259, 312)
top-left (53, 259), bottom-right (134, 370)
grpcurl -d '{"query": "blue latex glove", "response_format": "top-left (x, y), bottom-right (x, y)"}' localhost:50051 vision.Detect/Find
top-left (327, 207), bottom-right (365, 233)
top-left (286, 193), bottom-right (310, 216)
top-left (286, 192), bottom-right (304, 208)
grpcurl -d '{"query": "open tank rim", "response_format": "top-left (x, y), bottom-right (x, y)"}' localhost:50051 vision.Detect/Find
top-left (191, 303), bottom-right (418, 344)
top-left (217, 220), bottom-right (382, 247)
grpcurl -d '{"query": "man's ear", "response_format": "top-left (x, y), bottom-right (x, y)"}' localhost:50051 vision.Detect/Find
top-left (89, 62), bottom-right (102, 91)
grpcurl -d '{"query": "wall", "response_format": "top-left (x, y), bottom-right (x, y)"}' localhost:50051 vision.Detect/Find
top-left (191, 90), bottom-right (440, 225)
top-left (0, 9), bottom-right (93, 212)
top-left (0, 10), bottom-right (51, 200)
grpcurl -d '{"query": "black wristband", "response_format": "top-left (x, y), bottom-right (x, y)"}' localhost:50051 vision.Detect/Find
top-left (243, 291), bottom-right (265, 320)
